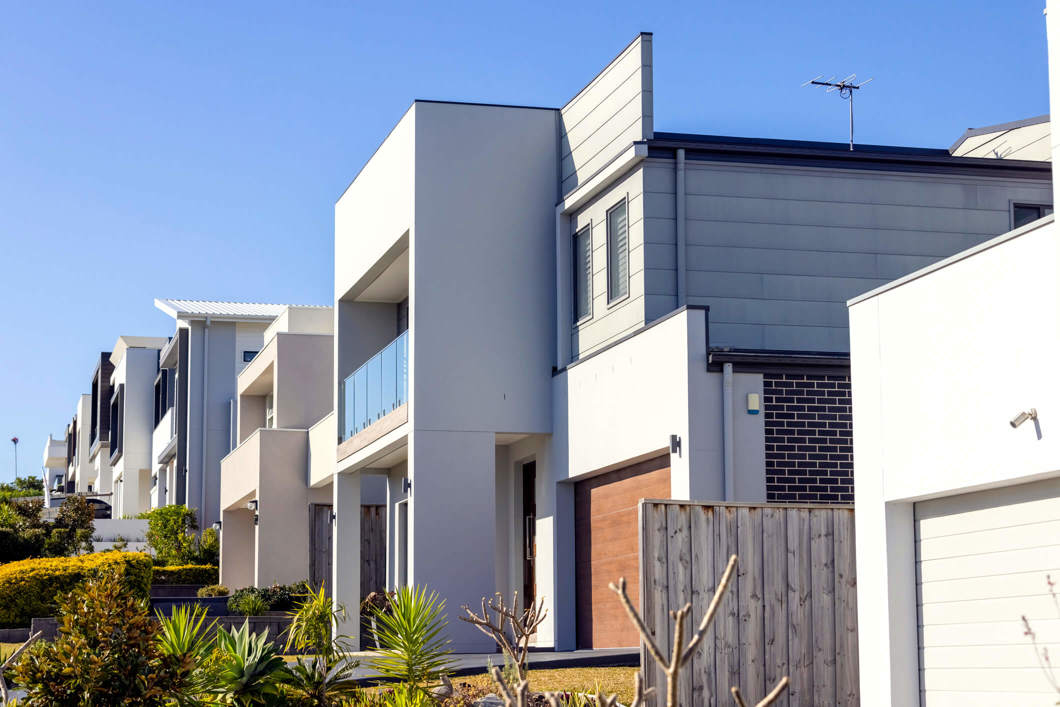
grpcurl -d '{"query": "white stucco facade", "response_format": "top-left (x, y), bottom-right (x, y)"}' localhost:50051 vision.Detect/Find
top-left (849, 218), bottom-right (1060, 705)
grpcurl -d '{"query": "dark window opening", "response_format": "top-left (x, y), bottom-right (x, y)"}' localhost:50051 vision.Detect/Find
top-left (1013, 203), bottom-right (1053, 229)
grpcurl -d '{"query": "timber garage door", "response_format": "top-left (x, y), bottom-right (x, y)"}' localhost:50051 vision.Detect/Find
top-left (575, 455), bottom-right (670, 649)
top-left (915, 477), bottom-right (1060, 705)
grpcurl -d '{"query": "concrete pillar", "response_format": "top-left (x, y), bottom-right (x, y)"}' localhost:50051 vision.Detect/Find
top-left (333, 470), bottom-right (362, 649)
top-left (408, 430), bottom-right (496, 652)
top-left (220, 508), bottom-right (254, 589)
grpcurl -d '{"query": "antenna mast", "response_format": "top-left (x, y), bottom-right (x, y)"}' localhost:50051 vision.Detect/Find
top-left (802, 74), bottom-right (873, 150)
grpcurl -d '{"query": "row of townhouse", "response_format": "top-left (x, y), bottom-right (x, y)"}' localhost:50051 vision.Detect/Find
top-left (38, 33), bottom-right (1053, 657)
top-left (317, 34), bottom-right (1053, 653)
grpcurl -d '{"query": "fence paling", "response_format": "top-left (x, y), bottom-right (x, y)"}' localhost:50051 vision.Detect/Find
top-left (639, 502), bottom-right (858, 707)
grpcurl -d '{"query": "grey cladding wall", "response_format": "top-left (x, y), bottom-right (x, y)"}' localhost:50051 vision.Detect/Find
top-left (560, 34), bottom-right (653, 195)
top-left (641, 159), bottom-right (1052, 351)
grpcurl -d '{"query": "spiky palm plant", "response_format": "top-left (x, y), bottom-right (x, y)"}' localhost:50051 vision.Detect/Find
top-left (156, 603), bottom-right (219, 704)
top-left (213, 621), bottom-right (290, 705)
top-left (283, 583), bottom-right (362, 706)
top-left (368, 585), bottom-right (453, 690)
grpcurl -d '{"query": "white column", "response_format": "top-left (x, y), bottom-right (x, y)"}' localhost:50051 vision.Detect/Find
top-left (220, 508), bottom-right (254, 589)
top-left (386, 465), bottom-right (407, 589)
top-left (332, 470), bottom-right (362, 649)
top-left (408, 430), bottom-right (496, 652)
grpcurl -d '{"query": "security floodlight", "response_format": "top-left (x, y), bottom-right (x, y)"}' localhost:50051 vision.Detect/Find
top-left (246, 499), bottom-right (259, 512)
top-left (1010, 408), bottom-right (1038, 428)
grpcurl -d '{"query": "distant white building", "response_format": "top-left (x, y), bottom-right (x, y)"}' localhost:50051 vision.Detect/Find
top-left (151, 299), bottom-right (328, 529)
top-left (41, 435), bottom-right (66, 508)
top-left (107, 336), bottom-right (169, 518)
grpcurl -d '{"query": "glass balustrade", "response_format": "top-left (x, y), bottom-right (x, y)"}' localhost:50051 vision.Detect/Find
top-left (340, 330), bottom-right (408, 441)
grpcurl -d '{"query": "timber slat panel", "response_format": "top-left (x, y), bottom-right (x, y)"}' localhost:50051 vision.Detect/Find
top-left (639, 502), bottom-right (858, 706)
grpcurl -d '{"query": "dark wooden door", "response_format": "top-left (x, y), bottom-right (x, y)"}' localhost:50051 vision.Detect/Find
top-left (574, 455), bottom-right (670, 648)
top-left (309, 504), bottom-right (333, 597)
top-left (522, 461), bottom-right (536, 610)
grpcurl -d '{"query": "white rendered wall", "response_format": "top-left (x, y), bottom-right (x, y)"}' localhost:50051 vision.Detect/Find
top-left (335, 110), bottom-right (413, 302)
top-left (849, 218), bottom-right (1060, 706)
top-left (410, 101), bottom-right (557, 436)
top-left (112, 347), bottom-right (161, 516)
top-left (544, 306), bottom-right (764, 648)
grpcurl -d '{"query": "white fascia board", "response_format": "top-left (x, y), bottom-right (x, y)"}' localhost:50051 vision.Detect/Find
top-left (556, 142), bottom-right (648, 215)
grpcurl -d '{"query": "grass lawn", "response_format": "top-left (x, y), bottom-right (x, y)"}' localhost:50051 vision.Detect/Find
top-left (458, 667), bottom-right (638, 704)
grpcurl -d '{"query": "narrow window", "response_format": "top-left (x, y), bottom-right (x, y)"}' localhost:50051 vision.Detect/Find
top-left (573, 225), bottom-right (592, 322)
top-left (607, 199), bottom-right (629, 303)
top-left (265, 393), bottom-right (275, 429)
top-left (1013, 203), bottom-right (1053, 229)
top-left (242, 350), bottom-right (258, 363)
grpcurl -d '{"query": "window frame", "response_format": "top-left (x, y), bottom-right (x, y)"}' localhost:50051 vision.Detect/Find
top-left (572, 222), bottom-right (593, 325)
top-left (1011, 202), bottom-right (1053, 230)
top-left (606, 195), bottom-right (631, 306)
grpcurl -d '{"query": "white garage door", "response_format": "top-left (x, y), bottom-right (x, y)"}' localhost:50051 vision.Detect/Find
top-left (915, 477), bottom-right (1060, 706)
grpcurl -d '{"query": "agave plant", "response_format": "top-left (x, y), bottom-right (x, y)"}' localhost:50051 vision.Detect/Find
top-left (283, 583), bottom-right (362, 706)
top-left (156, 603), bottom-right (220, 704)
top-left (213, 621), bottom-right (290, 705)
top-left (368, 585), bottom-right (453, 690)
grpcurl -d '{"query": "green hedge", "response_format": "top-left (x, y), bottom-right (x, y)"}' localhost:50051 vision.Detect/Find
top-left (0, 551), bottom-right (152, 628)
top-left (151, 564), bottom-right (218, 585)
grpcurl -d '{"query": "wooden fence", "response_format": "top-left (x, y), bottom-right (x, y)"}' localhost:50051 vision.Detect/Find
top-left (639, 501), bottom-right (858, 706)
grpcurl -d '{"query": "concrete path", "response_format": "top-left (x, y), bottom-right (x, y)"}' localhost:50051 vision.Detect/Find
top-left (340, 647), bottom-right (639, 680)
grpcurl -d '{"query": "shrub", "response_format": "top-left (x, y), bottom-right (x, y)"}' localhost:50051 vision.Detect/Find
top-left (13, 569), bottom-right (184, 705)
top-left (0, 551), bottom-right (152, 628)
top-left (232, 593), bottom-right (270, 617)
top-left (226, 581), bottom-right (309, 615)
top-left (138, 505), bottom-right (198, 564)
top-left (0, 496), bottom-right (93, 563)
top-left (197, 583), bottom-right (230, 598)
top-left (152, 564), bottom-right (219, 585)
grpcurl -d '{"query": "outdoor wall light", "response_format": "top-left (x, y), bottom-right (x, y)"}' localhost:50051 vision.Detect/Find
top-left (1010, 408), bottom-right (1038, 428)
top-left (253, 514), bottom-right (259, 526)
top-left (670, 434), bottom-right (682, 455)
top-left (246, 499), bottom-right (259, 512)
top-left (211, 521), bottom-right (222, 532)
top-left (402, 478), bottom-right (412, 494)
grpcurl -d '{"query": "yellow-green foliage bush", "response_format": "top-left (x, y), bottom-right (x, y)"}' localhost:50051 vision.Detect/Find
top-left (152, 564), bottom-right (218, 585)
top-left (0, 551), bottom-right (152, 627)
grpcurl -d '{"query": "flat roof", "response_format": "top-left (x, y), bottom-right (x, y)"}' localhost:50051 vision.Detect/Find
top-left (154, 298), bottom-right (328, 321)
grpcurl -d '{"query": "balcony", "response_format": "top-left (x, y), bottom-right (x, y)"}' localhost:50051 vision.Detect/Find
top-left (340, 330), bottom-right (408, 442)
top-left (153, 406), bottom-right (177, 464)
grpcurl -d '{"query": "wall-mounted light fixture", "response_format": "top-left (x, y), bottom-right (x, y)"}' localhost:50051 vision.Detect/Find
top-left (211, 521), bottom-right (222, 532)
top-left (253, 514), bottom-right (259, 526)
top-left (246, 499), bottom-right (258, 512)
top-left (1010, 408), bottom-right (1038, 428)
top-left (402, 478), bottom-right (412, 494)
top-left (669, 434), bottom-right (682, 455)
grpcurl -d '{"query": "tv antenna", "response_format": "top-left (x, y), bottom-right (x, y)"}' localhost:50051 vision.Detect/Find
top-left (802, 74), bottom-right (873, 151)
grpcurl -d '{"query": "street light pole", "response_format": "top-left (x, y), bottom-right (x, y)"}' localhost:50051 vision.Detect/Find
top-left (10, 437), bottom-right (18, 481)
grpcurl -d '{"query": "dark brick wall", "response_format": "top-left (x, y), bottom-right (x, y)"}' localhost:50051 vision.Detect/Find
top-left (764, 373), bottom-right (853, 504)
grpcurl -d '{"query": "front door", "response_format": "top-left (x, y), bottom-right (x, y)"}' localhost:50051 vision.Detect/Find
top-left (309, 504), bottom-right (333, 596)
top-left (522, 461), bottom-right (536, 610)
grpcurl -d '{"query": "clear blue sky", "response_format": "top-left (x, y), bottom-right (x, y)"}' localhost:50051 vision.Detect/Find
top-left (0, 0), bottom-right (1049, 483)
